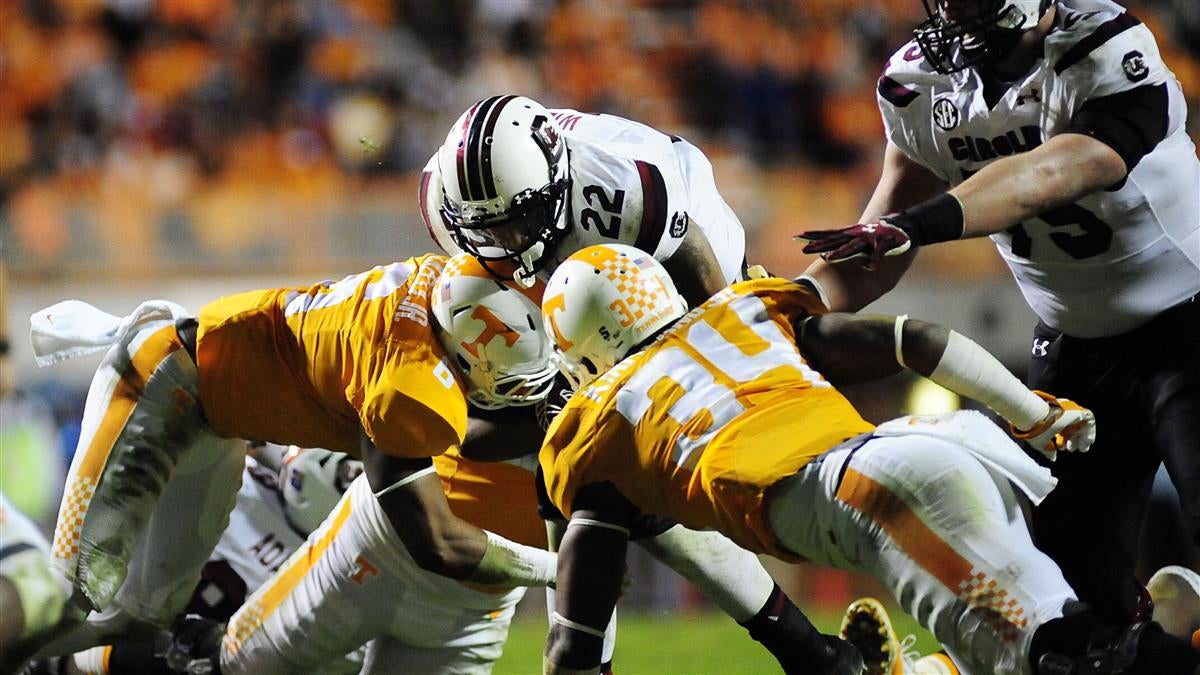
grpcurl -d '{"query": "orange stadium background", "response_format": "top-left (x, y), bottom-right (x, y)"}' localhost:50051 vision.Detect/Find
top-left (2, 0), bottom-right (1198, 634)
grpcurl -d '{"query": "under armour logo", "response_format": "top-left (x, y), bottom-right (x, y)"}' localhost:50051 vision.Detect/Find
top-left (1015, 88), bottom-right (1041, 106)
top-left (863, 223), bottom-right (878, 233)
top-left (1031, 339), bottom-right (1050, 357)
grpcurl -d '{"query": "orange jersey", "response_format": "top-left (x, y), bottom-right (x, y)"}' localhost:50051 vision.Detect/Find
top-left (196, 255), bottom-right (467, 459)
top-left (540, 278), bottom-right (874, 560)
top-left (435, 450), bottom-right (546, 550)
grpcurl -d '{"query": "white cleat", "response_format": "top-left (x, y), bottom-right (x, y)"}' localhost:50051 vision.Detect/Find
top-left (1147, 565), bottom-right (1200, 640)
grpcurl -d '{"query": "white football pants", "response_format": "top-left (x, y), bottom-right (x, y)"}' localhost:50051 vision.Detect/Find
top-left (768, 430), bottom-right (1076, 675)
top-left (45, 317), bottom-right (245, 651)
top-left (222, 475), bottom-right (526, 675)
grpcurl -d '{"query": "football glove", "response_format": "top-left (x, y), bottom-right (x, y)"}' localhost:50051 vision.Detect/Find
top-left (795, 220), bottom-right (912, 268)
top-left (1010, 390), bottom-right (1096, 459)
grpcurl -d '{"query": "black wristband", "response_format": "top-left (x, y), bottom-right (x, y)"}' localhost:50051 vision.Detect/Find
top-left (888, 193), bottom-right (965, 246)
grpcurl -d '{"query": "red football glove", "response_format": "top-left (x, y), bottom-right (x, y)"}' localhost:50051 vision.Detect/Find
top-left (795, 221), bottom-right (913, 268)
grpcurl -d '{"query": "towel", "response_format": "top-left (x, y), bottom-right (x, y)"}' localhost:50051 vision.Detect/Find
top-left (30, 299), bottom-right (192, 367)
top-left (873, 410), bottom-right (1058, 505)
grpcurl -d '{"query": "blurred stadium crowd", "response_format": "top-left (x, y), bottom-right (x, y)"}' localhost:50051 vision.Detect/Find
top-left (3, 0), bottom-right (1197, 279)
top-left (2, 0), bottom-right (1198, 618)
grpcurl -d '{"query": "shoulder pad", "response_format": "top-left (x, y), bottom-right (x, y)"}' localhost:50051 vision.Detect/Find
top-left (878, 40), bottom-right (941, 107)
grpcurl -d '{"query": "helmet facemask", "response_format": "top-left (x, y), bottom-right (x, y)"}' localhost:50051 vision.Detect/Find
top-left (443, 176), bottom-right (569, 286)
top-left (915, 0), bottom-right (1050, 74)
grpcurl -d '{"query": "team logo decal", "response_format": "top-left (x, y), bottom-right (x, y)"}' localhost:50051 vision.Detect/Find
top-left (670, 212), bottom-right (689, 238)
top-left (933, 98), bottom-right (960, 131)
top-left (1122, 50), bottom-right (1148, 82)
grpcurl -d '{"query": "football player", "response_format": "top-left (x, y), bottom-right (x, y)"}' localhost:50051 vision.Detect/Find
top-left (20, 253), bottom-right (559, 663)
top-left (794, 0), bottom-right (1200, 627)
top-left (423, 94), bottom-right (747, 305)
top-left (537, 244), bottom-right (1200, 675)
top-left (51, 446), bottom-right (363, 675)
top-left (423, 108), bottom-right (852, 671)
top-left (1, 493), bottom-right (70, 673)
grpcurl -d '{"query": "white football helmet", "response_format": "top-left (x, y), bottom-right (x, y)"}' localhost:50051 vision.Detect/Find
top-left (280, 447), bottom-right (362, 535)
top-left (915, 0), bottom-right (1055, 73)
top-left (437, 95), bottom-right (570, 286)
top-left (432, 253), bottom-right (557, 409)
top-left (542, 244), bottom-right (688, 389)
top-left (418, 152), bottom-right (465, 255)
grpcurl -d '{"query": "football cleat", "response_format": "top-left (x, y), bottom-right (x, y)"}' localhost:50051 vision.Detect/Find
top-left (839, 597), bottom-right (959, 675)
top-left (1147, 566), bottom-right (1200, 640)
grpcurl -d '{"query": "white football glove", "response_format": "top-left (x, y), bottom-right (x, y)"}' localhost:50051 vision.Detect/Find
top-left (1009, 391), bottom-right (1096, 460)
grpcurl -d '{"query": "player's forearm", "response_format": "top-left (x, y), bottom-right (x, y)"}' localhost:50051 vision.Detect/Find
top-left (897, 317), bottom-right (1049, 429)
top-left (950, 133), bottom-right (1126, 238)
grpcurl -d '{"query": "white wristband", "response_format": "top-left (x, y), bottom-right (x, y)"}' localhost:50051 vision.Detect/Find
top-left (469, 530), bottom-right (557, 588)
top-left (929, 331), bottom-right (1050, 429)
top-left (567, 518), bottom-right (630, 536)
top-left (893, 314), bottom-right (909, 368)
top-left (551, 611), bottom-right (608, 638)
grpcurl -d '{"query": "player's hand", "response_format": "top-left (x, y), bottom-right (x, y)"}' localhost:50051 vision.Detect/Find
top-left (795, 221), bottom-right (912, 269)
top-left (1010, 391), bottom-right (1096, 459)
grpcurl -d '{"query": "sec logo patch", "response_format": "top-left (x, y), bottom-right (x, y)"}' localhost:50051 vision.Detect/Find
top-left (933, 98), bottom-right (960, 131)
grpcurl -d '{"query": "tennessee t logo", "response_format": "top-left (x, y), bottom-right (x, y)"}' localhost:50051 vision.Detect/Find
top-left (461, 305), bottom-right (519, 358)
top-left (543, 294), bottom-right (573, 351)
top-left (351, 555), bottom-right (379, 585)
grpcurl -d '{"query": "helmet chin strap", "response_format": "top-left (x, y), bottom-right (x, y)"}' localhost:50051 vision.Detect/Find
top-left (513, 242), bottom-right (545, 289)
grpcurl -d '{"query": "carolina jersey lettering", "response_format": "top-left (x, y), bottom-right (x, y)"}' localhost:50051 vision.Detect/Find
top-left (540, 278), bottom-right (873, 559)
top-left (879, 0), bottom-right (1200, 337)
top-left (548, 109), bottom-right (747, 283)
top-left (196, 255), bottom-right (467, 458)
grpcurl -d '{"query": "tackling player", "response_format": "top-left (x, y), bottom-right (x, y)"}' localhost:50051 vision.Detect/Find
top-left (20, 253), bottom-right (559, 664)
top-left (795, 0), bottom-right (1200, 627)
top-left (537, 244), bottom-right (1199, 675)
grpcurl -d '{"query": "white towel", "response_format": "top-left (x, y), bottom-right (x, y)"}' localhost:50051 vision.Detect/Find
top-left (30, 299), bottom-right (192, 367)
top-left (873, 410), bottom-right (1058, 505)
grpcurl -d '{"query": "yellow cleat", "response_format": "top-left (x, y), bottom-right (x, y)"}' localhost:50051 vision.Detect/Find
top-left (839, 597), bottom-right (959, 675)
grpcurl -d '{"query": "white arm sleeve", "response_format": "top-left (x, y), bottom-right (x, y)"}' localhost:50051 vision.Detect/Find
top-left (468, 530), bottom-right (557, 588)
top-left (927, 331), bottom-right (1050, 430)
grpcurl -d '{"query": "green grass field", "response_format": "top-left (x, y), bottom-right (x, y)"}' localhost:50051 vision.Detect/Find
top-left (493, 605), bottom-right (940, 674)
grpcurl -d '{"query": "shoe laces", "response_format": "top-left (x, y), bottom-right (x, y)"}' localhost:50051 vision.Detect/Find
top-left (898, 634), bottom-right (921, 668)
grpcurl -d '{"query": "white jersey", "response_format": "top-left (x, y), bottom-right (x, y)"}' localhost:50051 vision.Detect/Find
top-left (879, 0), bottom-right (1200, 338)
top-left (547, 108), bottom-right (747, 283)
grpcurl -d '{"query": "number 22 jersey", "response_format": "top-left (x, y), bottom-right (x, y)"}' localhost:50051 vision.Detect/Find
top-left (878, 0), bottom-right (1199, 338)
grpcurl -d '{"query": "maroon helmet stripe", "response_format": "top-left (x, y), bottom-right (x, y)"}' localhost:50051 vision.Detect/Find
top-left (634, 160), bottom-right (667, 251)
top-left (463, 95), bottom-right (515, 201)
top-left (455, 101), bottom-right (481, 200)
top-left (478, 95), bottom-right (517, 199)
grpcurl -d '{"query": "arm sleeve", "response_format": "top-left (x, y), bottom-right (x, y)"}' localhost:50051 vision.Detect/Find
top-left (1066, 83), bottom-right (1169, 172)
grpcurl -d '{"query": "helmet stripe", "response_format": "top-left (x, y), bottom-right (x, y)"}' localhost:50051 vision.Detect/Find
top-left (456, 100), bottom-right (482, 200)
top-left (478, 94), bottom-right (517, 199)
top-left (463, 95), bottom-right (514, 201)
top-left (463, 97), bottom-right (496, 200)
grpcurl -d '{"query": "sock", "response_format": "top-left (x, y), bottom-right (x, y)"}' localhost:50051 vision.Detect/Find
top-left (738, 584), bottom-right (841, 674)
